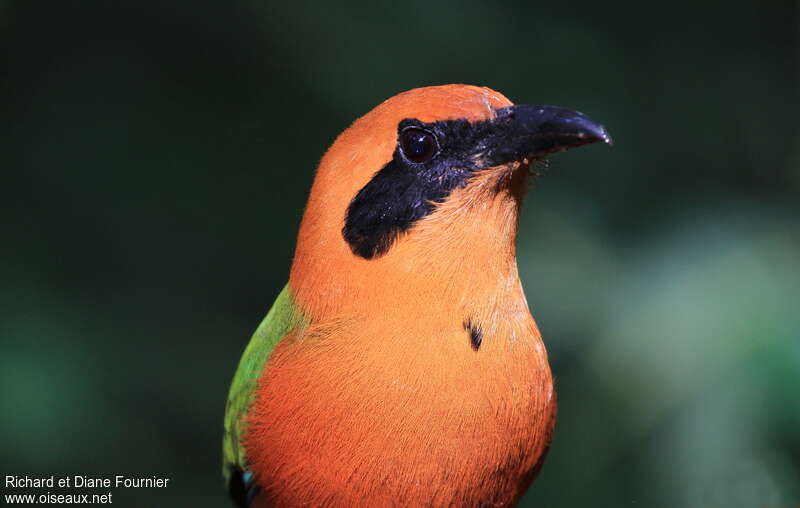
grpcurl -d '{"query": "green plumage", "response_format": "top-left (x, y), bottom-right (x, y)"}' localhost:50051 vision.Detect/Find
top-left (222, 283), bottom-right (306, 484)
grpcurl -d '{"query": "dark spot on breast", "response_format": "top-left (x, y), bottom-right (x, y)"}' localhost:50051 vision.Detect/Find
top-left (464, 319), bottom-right (483, 351)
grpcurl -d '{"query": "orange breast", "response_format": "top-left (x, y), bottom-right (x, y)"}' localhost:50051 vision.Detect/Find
top-left (244, 312), bottom-right (554, 507)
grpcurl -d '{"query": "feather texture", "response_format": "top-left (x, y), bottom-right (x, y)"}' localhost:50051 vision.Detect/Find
top-left (223, 284), bottom-right (307, 492)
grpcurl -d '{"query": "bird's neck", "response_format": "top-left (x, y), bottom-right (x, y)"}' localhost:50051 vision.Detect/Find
top-left (290, 168), bottom-right (532, 346)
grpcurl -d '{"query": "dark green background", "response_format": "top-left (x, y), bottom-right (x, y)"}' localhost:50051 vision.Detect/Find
top-left (2, 1), bottom-right (799, 506)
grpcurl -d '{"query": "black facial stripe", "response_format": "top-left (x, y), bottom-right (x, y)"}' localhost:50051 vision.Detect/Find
top-left (341, 105), bottom-right (609, 259)
top-left (343, 114), bottom-right (512, 259)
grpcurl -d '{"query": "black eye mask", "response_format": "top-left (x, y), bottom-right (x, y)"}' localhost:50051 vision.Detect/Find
top-left (342, 105), bottom-right (610, 259)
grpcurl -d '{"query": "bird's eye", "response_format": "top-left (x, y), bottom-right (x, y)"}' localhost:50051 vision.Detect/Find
top-left (400, 128), bottom-right (438, 163)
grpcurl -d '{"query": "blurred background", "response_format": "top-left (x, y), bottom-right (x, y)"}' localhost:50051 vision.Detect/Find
top-left (1, 1), bottom-right (798, 506)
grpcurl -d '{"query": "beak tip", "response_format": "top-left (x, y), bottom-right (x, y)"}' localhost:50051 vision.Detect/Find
top-left (600, 129), bottom-right (613, 147)
top-left (576, 125), bottom-right (612, 149)
top-left (585, 121), bottom-right (612, 147)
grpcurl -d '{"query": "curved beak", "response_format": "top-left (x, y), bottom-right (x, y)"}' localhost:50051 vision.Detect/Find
top-left (484, 105), bottom-right (612, 165)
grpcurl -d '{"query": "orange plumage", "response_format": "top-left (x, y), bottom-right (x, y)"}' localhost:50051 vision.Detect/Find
top-left (228, 84), bottom-right (610, 506)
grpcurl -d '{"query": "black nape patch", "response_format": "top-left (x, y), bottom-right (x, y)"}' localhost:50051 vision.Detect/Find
top-left (228, 467), bottom-right (260, 508)
top-left (464, 319), bottom-right (483, 351)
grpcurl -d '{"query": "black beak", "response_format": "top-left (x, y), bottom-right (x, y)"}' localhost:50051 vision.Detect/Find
top-left (485, 105), bottom-right (612, 165)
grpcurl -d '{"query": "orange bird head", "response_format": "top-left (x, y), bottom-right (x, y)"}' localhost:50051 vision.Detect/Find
top-left (289, 84), bottom-right (610, 321)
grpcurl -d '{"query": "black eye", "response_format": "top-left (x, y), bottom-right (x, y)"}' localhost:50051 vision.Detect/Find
top-left (400, 128), bottom-right (438, 163)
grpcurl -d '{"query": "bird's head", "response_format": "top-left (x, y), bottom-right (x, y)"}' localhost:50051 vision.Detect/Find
top-left (290, 85), bottom-right (610, 317)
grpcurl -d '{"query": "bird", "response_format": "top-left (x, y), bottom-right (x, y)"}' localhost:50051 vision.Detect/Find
top-left (222, 84), bottom-right (611, 507)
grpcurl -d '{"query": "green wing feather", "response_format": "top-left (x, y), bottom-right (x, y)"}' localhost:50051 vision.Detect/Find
top-left (223, 283), bottom-right (307, 484)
